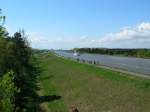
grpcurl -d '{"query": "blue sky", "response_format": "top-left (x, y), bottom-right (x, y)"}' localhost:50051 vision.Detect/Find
top-left (1, 0), bottom-right (150, 49)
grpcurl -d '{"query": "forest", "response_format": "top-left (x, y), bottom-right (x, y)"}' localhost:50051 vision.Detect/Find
top-left (75, 48), bottom-right (150, 58)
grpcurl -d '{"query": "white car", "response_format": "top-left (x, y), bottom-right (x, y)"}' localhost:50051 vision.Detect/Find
top-left (73, 52), bottom-right (80, 56)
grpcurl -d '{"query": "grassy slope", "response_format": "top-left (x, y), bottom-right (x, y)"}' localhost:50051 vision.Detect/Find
top-left (39, 53), bottom-right (150, 112)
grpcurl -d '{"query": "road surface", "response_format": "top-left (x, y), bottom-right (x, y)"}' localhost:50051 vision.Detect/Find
top-left (55, 51), bottom-right (150, 76)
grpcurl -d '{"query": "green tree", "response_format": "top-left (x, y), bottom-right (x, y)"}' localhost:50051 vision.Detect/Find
top-left (0, 71), bottom-right (19, 112)
top-left (0, 9), bottom-right (40, 111)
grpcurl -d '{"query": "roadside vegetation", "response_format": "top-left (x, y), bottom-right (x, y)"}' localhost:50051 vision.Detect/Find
top-left (75, 48), bottom-right (150, 58)
top-left (0, 9), bottom-right (40, 112)
top-left (39, 52), bottom-right (150, 112)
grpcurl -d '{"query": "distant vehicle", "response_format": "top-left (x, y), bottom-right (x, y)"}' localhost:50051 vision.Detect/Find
top-left (73, 51), bottom-right (80, 56)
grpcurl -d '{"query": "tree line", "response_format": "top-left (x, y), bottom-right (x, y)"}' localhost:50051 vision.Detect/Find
top-left (0, 9), bottom-right (40, 112)
top-left (75, 48), bottom-right (150, 58)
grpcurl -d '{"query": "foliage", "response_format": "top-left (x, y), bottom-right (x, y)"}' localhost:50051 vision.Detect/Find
top-left (0, 9), bottom-right (40, 112)
top-left (75, 48), bottom-right (150, 58)
top-left (0, 71), bottom-right (19, 112)
top-left (0, 8), bottom-right (6, 26)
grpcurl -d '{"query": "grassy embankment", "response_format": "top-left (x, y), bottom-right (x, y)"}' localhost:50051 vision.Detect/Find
top-left (38, 53), bottom-right (150, 112)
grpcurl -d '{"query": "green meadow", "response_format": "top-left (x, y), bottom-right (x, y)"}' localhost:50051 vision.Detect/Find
top-left (39, 53), bottom-right (150, 112)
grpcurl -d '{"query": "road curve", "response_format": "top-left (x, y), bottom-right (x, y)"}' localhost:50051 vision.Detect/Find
top-left (55, 51), bottom-right (150, 77)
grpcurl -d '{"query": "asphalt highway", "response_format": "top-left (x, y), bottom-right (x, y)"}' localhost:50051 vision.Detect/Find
top-left (55, 51), bottom-right (150, 76)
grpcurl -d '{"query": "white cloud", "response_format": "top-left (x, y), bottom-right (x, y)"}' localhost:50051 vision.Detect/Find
top-left (98, 22), bottom-right (150, 48)
top-left (28, 22), bottom-right (150, 49)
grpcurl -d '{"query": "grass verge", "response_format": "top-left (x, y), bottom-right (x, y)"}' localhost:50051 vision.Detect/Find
top-left (38, 53), bottom-right (150, 112)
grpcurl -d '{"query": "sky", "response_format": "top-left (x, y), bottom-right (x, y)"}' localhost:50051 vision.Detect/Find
top-left (1, 0), bottom-right (150, 49)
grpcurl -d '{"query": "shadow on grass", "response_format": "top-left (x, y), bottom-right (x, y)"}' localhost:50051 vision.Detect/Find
top-left (40, 75), bottom-right (54, 80)
top-left (38, 95), bottom-right (61, 103)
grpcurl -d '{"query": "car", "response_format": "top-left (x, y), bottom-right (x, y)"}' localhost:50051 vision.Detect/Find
top-left (73, 52), bottom-right (80, 56)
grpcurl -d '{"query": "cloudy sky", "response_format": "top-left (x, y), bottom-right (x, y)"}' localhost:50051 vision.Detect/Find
top-left (1, 0), bottom-right (150, 49)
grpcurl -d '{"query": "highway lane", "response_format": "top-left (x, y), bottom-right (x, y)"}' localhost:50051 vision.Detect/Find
top-left (55, 51), bottom-right (150, 76)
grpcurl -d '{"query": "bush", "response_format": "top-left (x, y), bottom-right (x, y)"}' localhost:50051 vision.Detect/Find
top-left (0, 71), bottom-right (19, 112)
